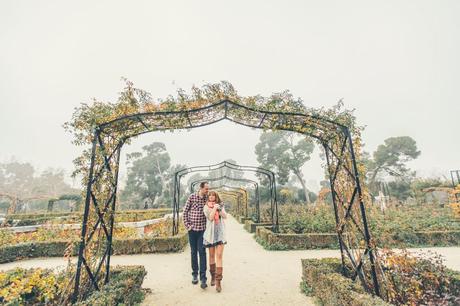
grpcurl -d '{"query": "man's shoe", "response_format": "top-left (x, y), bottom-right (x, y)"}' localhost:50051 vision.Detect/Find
top-left (192, 275), bottom-right (199, 285)
top-left (200, 279), bottom-right (208, 289)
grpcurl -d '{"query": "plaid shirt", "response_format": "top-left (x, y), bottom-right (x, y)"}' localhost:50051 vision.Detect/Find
top-left (183, 192), bottom-right (207, 231)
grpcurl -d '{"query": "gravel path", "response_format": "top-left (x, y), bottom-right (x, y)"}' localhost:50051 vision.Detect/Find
top-left (1, 215), bottom-right (459, 306)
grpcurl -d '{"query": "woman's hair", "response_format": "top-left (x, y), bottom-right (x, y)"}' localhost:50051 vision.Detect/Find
top-left (208, 191), bottom-right (221, 203)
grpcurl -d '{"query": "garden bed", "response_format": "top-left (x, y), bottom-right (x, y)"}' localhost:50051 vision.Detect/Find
top-left (256, 226), bottom-right (339, 250)
top-left (0, 265), bottom-right (147, 305)
top-left (237, 215), bottom-right (251, 224)
top-left (0, 232), bottom-right (188, 264)
top-left (301, 255), bottom-right (460, 306)
top-left (243, 219), bottom-right (273, 233)
top-left (2, 208), bottom-right (171, 227)
top-left (255, 226), bottom-right (460, 250)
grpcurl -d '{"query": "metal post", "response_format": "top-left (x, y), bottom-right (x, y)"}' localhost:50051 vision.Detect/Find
top-left (324, 142), bottom-right (347, 273)
top-left (345, 128), bottom-right (380, 297)
top-left (72, 128), bottom-right (98, 303)
top-left (105, 145), bottom-right (122, 284)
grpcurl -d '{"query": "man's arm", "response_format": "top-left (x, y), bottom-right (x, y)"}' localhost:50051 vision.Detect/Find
top-left (183, 195), bottom-right (192, 230)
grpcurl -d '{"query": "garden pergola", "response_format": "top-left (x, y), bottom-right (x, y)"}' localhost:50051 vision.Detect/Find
top-left (189, 175), bottom-right (259, 222)
top-left (172, 160), bottom-right (277, 233)
top-left (71, 92), bottom-right (382, 300)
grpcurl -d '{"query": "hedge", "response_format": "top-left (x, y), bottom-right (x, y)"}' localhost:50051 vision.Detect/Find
top-left (244, 220), bottom-right (273, 233)
top-left (244, 219), bottom-right (288, 233)
top-left (75, 265), bottom-right (147, 306)
top-left (0, 232), bottom-right (188, 264)
top-left (256, 226), bottom-right (460, 250)
top-left (2, 208), bottom-right (171, 227)
top-left (256, 226), bottom-right (340, 250)
top-left (301, 258), bottom-right (390, 306)
top-left (237, 215), bottom-right (251, 224)
top-left (301, 257), bottom-right (460, 306)
top-left (0, 265), bottom-right (147, 305)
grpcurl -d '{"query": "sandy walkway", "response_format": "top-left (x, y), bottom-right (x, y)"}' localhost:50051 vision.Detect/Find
top-left (1, 215), bottom-right (459, 306)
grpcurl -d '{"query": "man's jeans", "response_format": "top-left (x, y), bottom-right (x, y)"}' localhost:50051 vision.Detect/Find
top-left (188, 230), bottom-right (207, 281)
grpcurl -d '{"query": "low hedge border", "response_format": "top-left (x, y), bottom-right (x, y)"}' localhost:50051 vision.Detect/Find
top-left (75, 265), bottom-right (147, 306)
top-left (255, 226), bottom-right (339, 250)
top-left (256, 226), bottom-right (460, 250)
top-left (0, 232), bottom-right (188, 264)
top-left (301, 258), bottom-right (390, 306)
top-left (301, 258), bottom-right (460, 306)
top-left (244, 220), bottom-right (273, 233)
top-left (3, 208), bottom-right (171, 224)
top-left (237, 215), bottom-right (251, 224)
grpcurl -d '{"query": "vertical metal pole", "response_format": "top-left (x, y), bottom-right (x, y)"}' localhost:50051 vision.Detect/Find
top-left (172, 173), bottom-right (178, 236)
top-left (72, 128), bottom-right (98, 303)
top-left (324, 142), bottom-right (347, 272)
top-left (105, 144), bottom-right (122, 284)
top-left (255, 183), bottom-right (260, 223)
top-left (345, 128), bottom-right (380, 297)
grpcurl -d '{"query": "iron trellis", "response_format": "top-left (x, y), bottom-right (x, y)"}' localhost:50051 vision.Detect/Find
top-left (214, 186), bottom-right (249, 215)
top-left (74, 99), bottom-right (381, 301)
top-left (189, 175), bottom-right (259, 222)
top-left (210, 184), bottom-right (249, 216)
top-left (172, 161), bottom-right (277, 235)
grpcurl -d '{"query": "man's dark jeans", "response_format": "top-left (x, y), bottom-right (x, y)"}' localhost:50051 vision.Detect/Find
top-left (188, 230), bottom-right (207, 281)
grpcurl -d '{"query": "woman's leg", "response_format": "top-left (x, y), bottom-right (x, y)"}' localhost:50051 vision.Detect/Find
top-left (216, 244), bottom-right (224, 267)
top-left (215, 244), bottom-right (224, 292)
top-left (208, 246), bottom-right (216, 265)
top-left (208, 246), bottom-right (216, 286)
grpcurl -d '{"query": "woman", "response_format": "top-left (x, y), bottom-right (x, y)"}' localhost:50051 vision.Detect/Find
top-left (203, 190), bottom-right (227, 292)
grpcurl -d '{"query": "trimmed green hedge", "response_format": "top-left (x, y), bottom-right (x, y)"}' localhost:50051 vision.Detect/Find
top-left (301, 258), bottom-right (390, 306)
top-left (301, 258), bottom-right (460, 306)
top-left (255, 226), bottom-right (460, 250)
top-left (0, 232), bottom-right (188, 263)
top-left (237, 215), bottom-right (251, 224)
top-left (256, 226), bottom-right (339, 250)
top-left (244, 220), bottom-right (273, 233)
top-left (2, 208), bottom-right (171, 227)
top-left (75, 265), bottom-right (147, 306)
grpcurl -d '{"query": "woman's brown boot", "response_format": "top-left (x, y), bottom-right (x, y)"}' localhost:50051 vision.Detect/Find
top-left (210, 263), bottom-right (216, 286)
top-left (216, 267), bottom-right (223, 292)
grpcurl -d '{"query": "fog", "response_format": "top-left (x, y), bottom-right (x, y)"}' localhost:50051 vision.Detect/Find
top-left (1, 0), bottom-right (459, 190)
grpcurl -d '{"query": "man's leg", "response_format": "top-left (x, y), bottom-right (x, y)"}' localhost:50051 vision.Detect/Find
top-left (188, 230), bottom-right (199, 283)
top-left (197, 230), bottom-right (207, 284)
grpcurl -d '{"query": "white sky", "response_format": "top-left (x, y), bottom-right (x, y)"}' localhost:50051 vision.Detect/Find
top-left (1, 0), bottom-right (459, 191)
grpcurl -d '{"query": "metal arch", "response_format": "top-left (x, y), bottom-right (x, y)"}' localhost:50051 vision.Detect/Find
top-left (172, 161), bottom-right (277, 236)
top-left (214, 187), bottom-right (248, 216)
top-left (190, 175), bottom-right (260, 224)
top-left (211, 185), bottom-right (249, 217)
top-left (74, 98), bottom-right (381, 301)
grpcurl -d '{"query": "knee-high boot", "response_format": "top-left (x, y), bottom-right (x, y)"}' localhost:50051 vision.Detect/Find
top-left (216, 267), bottom-right (223, 292)
top-left (210, 263), bottom-right (216, 286)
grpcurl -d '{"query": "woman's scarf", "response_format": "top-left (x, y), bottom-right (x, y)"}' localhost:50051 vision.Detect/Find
top-left (207, 201), bottom-right (220, 224)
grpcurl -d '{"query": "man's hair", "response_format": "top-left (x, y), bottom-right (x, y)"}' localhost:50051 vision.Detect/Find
top-left (199, 181), bottom-right (208, 189)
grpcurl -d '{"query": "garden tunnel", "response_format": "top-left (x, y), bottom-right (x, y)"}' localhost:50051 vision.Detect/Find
top-left (188, 175), bottom-right (259, 224)
top-left (173, 160), bottom-right (277, 234)
top-left (73, 98), bottom-right (381, 301)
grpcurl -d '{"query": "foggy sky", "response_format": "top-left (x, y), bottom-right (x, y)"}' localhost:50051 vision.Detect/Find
top-left (1, 0), bottom-right (459, 191)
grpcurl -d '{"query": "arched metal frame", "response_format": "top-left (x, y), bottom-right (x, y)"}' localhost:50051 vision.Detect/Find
top-left (216, 189), bottom-right (244, 215)
top-left (172, 161), bottom-right (277, 235)
top-left (189, 175), bottom-right (259, 222)
top-left (210, 184), bottom-right (248, 216)
top-left (73, 99), bottom-right (381, 301)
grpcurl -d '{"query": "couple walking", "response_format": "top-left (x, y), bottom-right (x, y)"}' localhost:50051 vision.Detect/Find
top-left (183, 181), bottom-right (227, 292)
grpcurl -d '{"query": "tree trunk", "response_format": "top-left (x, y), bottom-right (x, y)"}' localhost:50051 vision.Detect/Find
top-left (294, 170), bottom-right (310, 204)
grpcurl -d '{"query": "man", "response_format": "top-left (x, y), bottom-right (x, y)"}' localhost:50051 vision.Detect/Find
top-left (183, 181), bottom-right (209, 289)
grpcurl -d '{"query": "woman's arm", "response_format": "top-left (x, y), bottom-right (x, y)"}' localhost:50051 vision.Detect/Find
top-left (220, 203), bottom-right (227, 219)
top-left (204, 205), bottom-right (219, 221)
